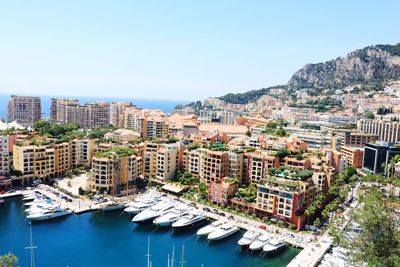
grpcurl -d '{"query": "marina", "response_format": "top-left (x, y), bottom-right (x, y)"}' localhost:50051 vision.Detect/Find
top-left (0, 196), bottom-right (300, 267)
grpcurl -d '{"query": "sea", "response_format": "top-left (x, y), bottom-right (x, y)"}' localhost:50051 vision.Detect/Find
top-left (0, 93), bottom-right (190, 120)
top-left (0, 197), bottom-right (300, 267)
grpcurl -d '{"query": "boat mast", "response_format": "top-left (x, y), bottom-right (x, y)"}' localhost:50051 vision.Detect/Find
top-left (180, 244), bottom-right (186, 267)
top-left (25, 222), bottom-right (37, 267)
top-left (146, 236), bottom-right (151, 267)
top-left (171, 245), bottom-right (175, 267)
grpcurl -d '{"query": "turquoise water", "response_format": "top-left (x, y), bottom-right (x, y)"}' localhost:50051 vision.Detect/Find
top-left (0, 93), bottom-right (189, 119)
top-left (0, 198), bottom-right (300, 267)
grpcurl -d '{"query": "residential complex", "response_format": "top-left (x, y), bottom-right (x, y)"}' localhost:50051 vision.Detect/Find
top-left (7, 95), bottom-right (41, 127)
top-left (358, 119), bottom-right (400, 143)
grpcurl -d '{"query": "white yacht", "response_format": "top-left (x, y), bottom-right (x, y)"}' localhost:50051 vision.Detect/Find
top-left (153, 205), bottom-right (190, 226)
top-left (207, 223), bottom-right (240, 241)
top-left (26, 203), bottom-right (58, 214)
top-left (124, 198), bottom-right (158, 215)
top-left (196, 220), bottom-right (225, 236)
top-left (27, 207), bottom-right (72, 221)
top-left (172, 211), bottom-right (207, 229)
top-left (249, 234), bottom-right (270, 251)
top-left (132, 201), bottom-right (175, 223)
top-left (238, 230), bottom-right (260, 246)
top-left (263, 239), bottom-right (287, 253)
top-left (23, 194), bottom-right (39, 202)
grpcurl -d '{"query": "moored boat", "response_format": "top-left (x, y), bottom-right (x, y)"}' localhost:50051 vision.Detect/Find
top-left (196, 220), bottom-right (225, 236)
top-left (27, 207), bottom-right (72, 221)
top-left (207, 223), bottom-right (240, 241)
top-left (249, 234), bottom-right (270, 251)
top-left (172, 211), bottom-right (207, 229)
top-left (263, 239), bottom-right (287, 253)
top-left (238, 230), bottom-right (260, 246)
top-left (132, 201), bottom-right (175, 223)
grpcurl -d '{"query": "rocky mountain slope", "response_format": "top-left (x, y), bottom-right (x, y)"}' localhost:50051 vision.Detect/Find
top-left (217, 43), bottom-right (400, 104)
top-left (288, 43), bottom-right (400, 89)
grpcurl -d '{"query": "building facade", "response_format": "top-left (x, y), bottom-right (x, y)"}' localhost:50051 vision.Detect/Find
top-left (7, 96), bottom-right (41, 127)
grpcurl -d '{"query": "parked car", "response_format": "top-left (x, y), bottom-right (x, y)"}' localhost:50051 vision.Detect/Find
top-left (203, 207), bottom-right (211, 212)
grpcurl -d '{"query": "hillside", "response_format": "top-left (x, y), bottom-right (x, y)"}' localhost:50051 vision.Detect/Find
top-left (288, 43), bottom-right (400, 89)
top-left (217, 43), bottom-right (400, 104)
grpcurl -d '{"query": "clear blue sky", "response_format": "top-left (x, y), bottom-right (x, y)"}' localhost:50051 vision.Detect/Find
top-left (0, 0), bottom-right (399, 101)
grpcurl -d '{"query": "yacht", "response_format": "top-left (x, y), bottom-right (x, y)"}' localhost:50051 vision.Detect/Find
top-left (153, 205), bottom-right (190, 226)
top-left (172, 211), bottom-right (207, 229)
top-left (101, 203), bottom-right (126, 212)
top-left (23, 194), bottom-right (39, 202)
top-left (132, 201), bottom-right (175, 223)
top-left (26, 203), bottom-right (59, 214)
top-left (263, 239), bottom-right (287, 253)
top-left (196, 220), bottom-right (225, 236)
top-left (249, 234), bottom-right (270, 251)
top-left (207, 223), bottom-right (240, 241)
top-left (27, 207), bottom-right (72, 221)
top-left (124, 198), bottom-right (158, 215)
top-left (238, 230), bottom-right (260, 246)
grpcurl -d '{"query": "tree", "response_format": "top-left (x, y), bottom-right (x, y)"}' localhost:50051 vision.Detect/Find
top-left (0, 253), bottom-right (19, 267)
top-left (337, 188), bottom-right (400, 266)
top-left (364, 111), bottom-right (375, 119)
top-left (276, 149), bottom-right (290, 159)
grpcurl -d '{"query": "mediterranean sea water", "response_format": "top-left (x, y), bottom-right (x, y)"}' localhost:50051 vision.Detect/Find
top-left (0, 93), bottom-right (190, 120)
top-left (0, 197), bottom-right (300, 267)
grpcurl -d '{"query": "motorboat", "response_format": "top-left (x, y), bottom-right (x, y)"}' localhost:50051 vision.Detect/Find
top-left (196, 220), bottom-right (225, 236)
top-left (27, 207), bottom-right (72, 221)
top-left (207, 223), bottom-right (240, 241)
top-left (263, 239), bottom-right (287, 253)
top-left (23, 194), bottom-right (39, 201)
top-left (26, 203), bottom-right (59, 214)
top-left (101, 203), bottom-right (126, 212)
top-left (132, 201), bottom-right (175, 223)
top-left (238, 230), bottom-right (260, 246)
top-left (124, 198), bottom-right (159, 214)
top-left (172, 211), bottom-right (207, 229)
top-left (153, 205), bottom-right (190, 226)
top-left (249, 234), bottom-right (270, 251)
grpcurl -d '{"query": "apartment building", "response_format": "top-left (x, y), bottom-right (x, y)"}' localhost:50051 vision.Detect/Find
top-left (104, 129), bottom-right (140, 144)
top-left (70, 139), bottom-right (95, 167)
top-left (202, 150), bottom-right (228, 183)
top-left (142, 143), bottom-right (159, 178)
top-left (13, 145), bottom-right (55, 184)
top-left (110, 102), bottom-right (131, 127)
top-left (124, 108), bottom-right (168, 139)
top-left (256, 176), bottom-right (317, 230)
top-left (182, 148), bottom-right (204, 177)
top-left (283, 157), bottom-right (311, 170)
top-left (90, 152), bottom-right (142, 194)
top-left (0, 136), bottom-right (10, 176)
top-left (209, 177), bottom-right (239, 205)
top-left (156, 145), bottom-right (178, 180)
top-left (228, 151), bottom-right (244, 182)
top-left (340, 146), bottom-right (364, 168)
top-left (7, 95), bottom-right (41, 127)
top-left (246, 152), bottom-right (280, 183)
top-left (50, 99), bottom-right (110, 128)
top-left (358, 119), bottom-right (400, 143)
top-left (337, 131), bottom-right (378, 148)
top-left (53, 142), bottom-right (71, 176)
top-left (50, 98), bottom-right (79, 123)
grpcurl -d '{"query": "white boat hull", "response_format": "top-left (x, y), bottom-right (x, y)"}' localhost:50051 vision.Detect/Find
top-left (101, 204), bottom-right (125, 211)
top-left (207, 228), bottom-right (240, 241)
top-left (28, 210), bottom-right (72, 221)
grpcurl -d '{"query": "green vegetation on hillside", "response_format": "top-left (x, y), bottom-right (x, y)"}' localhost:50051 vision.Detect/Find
top-left (376, 43), bottom-right (400, 56)
top-left (218, 85), bottom-right (287, 104)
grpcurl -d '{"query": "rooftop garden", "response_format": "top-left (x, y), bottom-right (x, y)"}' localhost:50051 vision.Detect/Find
top-left (95, 146), bottom-right (137, 158)
top-left (268, 167), bottom-right (313, 181)
top-left (262, 121), bottom-right (288, 137)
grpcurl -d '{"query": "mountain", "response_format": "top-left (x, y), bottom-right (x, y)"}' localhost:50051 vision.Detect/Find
top-left (217, 43), bottom-right (400, 104)
top-left (288, 43), bottom-right (400, 89)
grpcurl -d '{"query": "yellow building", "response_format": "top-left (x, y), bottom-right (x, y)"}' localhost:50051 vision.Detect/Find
top-left (90, 150), bottom-right (142, 195)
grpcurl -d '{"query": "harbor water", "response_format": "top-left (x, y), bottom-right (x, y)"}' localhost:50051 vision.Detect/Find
top-left (0, 197), bottom-right (300, 267)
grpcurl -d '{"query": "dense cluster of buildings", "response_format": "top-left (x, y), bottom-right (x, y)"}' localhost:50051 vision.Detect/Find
top-left (2, 94), bottom-right (400, 230)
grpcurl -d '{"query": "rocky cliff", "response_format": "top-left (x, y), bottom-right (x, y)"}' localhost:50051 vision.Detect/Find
top-left (287, 44), bottom-right (400, 89)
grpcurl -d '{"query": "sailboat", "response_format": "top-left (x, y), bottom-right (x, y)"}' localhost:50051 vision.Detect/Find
top-left (24, 222), bottom-right (37, 267)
